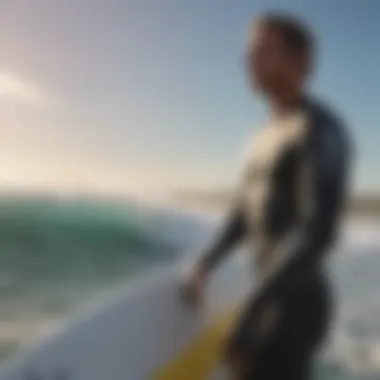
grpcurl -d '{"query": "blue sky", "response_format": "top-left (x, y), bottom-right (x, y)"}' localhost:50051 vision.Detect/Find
top-left (0, 0), bottom-right (378, 197)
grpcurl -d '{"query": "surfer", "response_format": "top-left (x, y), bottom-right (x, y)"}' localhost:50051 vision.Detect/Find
top-left (183, 12), bottom-right (351, 380)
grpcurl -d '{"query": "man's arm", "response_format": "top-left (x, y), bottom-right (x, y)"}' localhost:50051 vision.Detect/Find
top-left (251, 125), bottom-right (351, 308)
top-left (197, 202), bottom-right (247, 274)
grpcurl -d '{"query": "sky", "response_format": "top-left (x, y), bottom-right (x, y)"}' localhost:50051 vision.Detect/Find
top-left (0, 0), bottom-right (379, 198)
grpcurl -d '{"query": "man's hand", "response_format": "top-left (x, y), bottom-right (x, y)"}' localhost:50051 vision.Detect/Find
top-left (182, 264), bottom-right (207, 308)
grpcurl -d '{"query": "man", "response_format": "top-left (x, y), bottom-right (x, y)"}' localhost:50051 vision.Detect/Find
top-left (183, 12), bottom-right (351, 380)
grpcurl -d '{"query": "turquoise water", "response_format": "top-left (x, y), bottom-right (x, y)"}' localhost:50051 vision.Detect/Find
top-left (0, 195), bottom-right (379, 379)
top-left (0, 195), bottom-right (193, 360)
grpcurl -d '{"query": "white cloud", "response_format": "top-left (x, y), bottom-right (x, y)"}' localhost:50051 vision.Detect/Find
top-left (0, 69), bottom-right (46, 105)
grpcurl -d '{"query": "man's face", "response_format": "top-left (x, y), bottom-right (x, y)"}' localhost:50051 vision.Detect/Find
top-left (245, 22), bottom-right (299, 93)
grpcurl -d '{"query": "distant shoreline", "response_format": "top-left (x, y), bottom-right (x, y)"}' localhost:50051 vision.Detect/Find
top-left (0, 190), bottom-right (379, 218)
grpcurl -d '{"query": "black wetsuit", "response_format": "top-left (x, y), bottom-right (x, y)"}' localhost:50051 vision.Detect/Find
top-left (198, 97), bottom-right (351, 379)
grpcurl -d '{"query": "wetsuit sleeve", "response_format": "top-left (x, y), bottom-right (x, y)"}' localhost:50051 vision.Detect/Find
top-left (252, 126), bottom-right (351, 307)
top-left (198, 199), bottom-right (247, 274)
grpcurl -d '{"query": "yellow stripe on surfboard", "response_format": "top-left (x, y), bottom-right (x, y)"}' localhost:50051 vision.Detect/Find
top-left (151, 309), bottom-right (236, 380)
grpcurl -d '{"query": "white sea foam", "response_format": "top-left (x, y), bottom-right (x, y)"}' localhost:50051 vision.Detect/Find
top-left (341, 220), bottom-right (380, 250)
top-left (324, 332), bottom-right (380, 377)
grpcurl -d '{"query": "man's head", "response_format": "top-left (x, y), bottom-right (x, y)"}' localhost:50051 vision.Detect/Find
top-left (245, 13), bottom-right (314, 96)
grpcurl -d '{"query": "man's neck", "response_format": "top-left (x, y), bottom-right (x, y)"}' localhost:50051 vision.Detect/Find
top-left (267, 88), bottom-right (305, 118)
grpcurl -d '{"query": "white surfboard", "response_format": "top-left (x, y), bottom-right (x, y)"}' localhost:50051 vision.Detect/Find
top-left (0, 255), bottom-right (251, 380)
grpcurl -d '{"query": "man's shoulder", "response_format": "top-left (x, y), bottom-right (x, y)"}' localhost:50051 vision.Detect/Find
top-left (303, 97), bottom-right (352, 176)
top-left (305, 97), bottom-right (352, 156)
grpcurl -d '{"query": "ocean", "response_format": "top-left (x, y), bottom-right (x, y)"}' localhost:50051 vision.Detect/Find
top-left (0, 195), bottom-right (379, 379)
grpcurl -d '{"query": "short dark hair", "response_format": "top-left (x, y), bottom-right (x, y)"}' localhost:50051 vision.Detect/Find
top-left (260, 12), bottom-right (314, 69)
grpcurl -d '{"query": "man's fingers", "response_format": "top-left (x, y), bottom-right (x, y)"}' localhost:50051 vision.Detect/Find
top-left (181, 281), bottom-right (201, 308)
